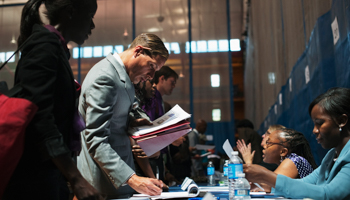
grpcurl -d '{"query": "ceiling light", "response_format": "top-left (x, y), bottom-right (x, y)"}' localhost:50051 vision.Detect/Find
top-left (10, 35), bottom-right (16, 44)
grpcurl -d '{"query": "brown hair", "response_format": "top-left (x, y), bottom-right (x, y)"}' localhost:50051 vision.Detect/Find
top-left (128, 33), bottom-right (169, 60)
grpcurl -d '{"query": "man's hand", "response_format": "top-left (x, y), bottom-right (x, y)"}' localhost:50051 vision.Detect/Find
top-left (127, 174), bottom-right (163, 196)
top-left (130, 118), bottom-right (152, 127)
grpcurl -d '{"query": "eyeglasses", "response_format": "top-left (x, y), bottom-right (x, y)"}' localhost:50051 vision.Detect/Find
top-left (265, 141), bottom-right (286, 148)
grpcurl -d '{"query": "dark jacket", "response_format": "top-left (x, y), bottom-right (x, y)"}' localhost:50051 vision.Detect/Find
top-left (14, 24), bottom-right (75, 168)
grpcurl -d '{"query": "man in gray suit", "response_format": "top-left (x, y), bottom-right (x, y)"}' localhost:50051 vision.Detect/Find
top-left (77, 33), bottom-right (169, 198)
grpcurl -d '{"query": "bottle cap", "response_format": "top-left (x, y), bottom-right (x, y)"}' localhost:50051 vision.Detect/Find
top-left (232, 151), bottom-right (238, 155)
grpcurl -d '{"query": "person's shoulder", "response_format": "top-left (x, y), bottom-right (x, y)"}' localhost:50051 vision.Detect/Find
top-left (30, 24), bottom-right (60, 44)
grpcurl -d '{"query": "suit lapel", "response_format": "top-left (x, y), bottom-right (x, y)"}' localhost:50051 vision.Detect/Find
top-left (106, 53), bottom-right (135, 106)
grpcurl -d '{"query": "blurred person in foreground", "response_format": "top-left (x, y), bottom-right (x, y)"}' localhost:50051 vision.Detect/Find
top-left (3, 0), bottom-right (103, 199)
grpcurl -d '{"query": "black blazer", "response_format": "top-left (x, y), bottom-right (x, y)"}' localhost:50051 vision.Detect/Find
top-left (15, 24), bottom-right (75, 165)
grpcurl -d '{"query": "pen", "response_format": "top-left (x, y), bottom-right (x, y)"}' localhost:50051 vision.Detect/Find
top-left (254, 183), bottom-right (265, 191)
top-left (156, 166), bottom-right (159, 179)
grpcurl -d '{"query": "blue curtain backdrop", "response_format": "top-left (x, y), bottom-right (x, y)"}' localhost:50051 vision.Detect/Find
top-left (258, 0), bottom-right (350, 165)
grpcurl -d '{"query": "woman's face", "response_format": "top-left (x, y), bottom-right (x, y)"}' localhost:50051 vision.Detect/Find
top-left (263, 130), bottom-right (286, 165)
top-left (311, 104), bottom-right (341, 149)
top-left (63, 0), bottom-right (97, 45)
top-left (144, 80), bottom-right (155, 99)
top-left (261, 128), bottom-right (273, 148)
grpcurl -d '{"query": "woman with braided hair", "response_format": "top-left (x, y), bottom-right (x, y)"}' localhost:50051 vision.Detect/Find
top-left (244, 87), bottom-right (350, 200)
top-left (265, 128), bottom-right (316, 177)
top-left (249, 128), bottom-right (316, 192)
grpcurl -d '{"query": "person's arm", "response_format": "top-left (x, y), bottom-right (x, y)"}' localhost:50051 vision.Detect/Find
top-left (236, 139), bottom-right (255, 164)
top-left (129, 137), bottom-right (156, 178)
top-left (52, 155), bottom-right (103, 200)
top-left (245, 162), bottom-right (350, 200)
top-left (274, 158), bottom-right (299, 178)
top-left (250, 159), bottom-right (300, 193)
top-left (18, 34), bottom-right (102, 199)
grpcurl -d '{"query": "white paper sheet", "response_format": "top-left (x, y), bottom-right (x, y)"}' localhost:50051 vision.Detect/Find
top-left (130, 104), bottom-right (191, 136)
top-left (222, 139), bottom-right (234, 159)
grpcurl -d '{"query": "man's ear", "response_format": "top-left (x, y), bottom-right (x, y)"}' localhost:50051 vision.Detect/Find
top-left (133, 45), bottom-right (143, 58)
top-left (159, 75), bottom-right (165, 82)
top-left (338, 114), bottom-right (348, 129)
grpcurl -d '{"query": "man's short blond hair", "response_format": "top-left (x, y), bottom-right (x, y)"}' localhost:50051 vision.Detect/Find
top-left (128, 33), bottom-right (169, 60)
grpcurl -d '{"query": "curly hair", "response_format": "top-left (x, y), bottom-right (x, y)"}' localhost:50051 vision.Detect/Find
top-left (278, 128), bottom-right (318, 169)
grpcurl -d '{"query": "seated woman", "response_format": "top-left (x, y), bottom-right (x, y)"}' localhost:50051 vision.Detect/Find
top-left (244, 87), bottom-right (350, 199)
top-left (239, 127), bottom-right (317, 192)
top-left (264, 128), bottom-right (317, 179)
top-left (237, 124), bottom-right (286, 171)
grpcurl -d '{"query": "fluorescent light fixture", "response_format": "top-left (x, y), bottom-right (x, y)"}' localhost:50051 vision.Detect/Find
top-left (6, 52), bottom-right (15, 63)
top-left (212, 109), bottom-right (221, 121)
top-left (103, 46), bottom-right (113, 56)
top-left (268, 72), bottom-right (275, 84)
top-left (230, 39), bottom-right (241, 51)
top-left (211, 74), bottom-right (220, 87)
top-left (0, 52), bottom-right (5, 63)
top-left (93, 46), bottom-right (103, 57)
top-left (197, 40), bottom-right (207, 53)
top-left (218, 40), bottom-right (229, 51)
top-left (170, 42), bottom-right (180, 54)
top-left (207, 40), bottom-right (218, 52)
top-left (114, 45), bottom-right (124, 54)
top-left (83, 47), bottom-right (93, 58)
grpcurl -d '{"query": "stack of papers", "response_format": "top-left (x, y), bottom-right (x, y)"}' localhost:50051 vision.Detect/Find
top-left (129, 104), bottom-right (192, 156)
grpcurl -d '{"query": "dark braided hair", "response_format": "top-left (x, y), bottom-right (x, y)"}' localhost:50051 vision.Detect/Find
top-left (278, 128), bottom-right (318, 169)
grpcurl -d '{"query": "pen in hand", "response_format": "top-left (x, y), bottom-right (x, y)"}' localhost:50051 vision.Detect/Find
top-left (254, 183), bottom-right (265, 191)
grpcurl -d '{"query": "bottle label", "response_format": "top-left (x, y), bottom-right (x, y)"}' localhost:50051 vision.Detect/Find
top-left (234, 189), bottom-right (250, 196)
top-left (228, 163), bottom-right (243, 179)
top-left (223, 166), bottom-right (228, 176)
top-left (207, 167), bottom-right (215, 175)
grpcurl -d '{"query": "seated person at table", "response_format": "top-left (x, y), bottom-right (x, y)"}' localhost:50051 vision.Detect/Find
top-left (237, 124), bottom-right (286, 171)
top-left (250, 128), bottom-right (317, 192)
top-left (244, 87), bottom-right (350, 200)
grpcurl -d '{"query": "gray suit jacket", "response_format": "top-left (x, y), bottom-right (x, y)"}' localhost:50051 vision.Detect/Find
top-left (77, 53), bottom-right (135, 198)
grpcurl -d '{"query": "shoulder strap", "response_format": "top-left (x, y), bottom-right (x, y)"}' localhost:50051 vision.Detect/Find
top-left (0, 34), bottom-right (34, 71)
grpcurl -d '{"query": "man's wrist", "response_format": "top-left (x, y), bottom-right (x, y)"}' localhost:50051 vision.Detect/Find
top-left (124, 173), bottom-right (136, 186)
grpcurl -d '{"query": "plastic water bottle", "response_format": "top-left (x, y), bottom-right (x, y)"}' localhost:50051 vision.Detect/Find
top-left (223, 160), bottom-right (229, 186)
top-left (228, 151), bottom-right (243, 200)
top-left (233, 173), bottom-right (251, 200)
top-left (207, 161), bottom-right (215, 185)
